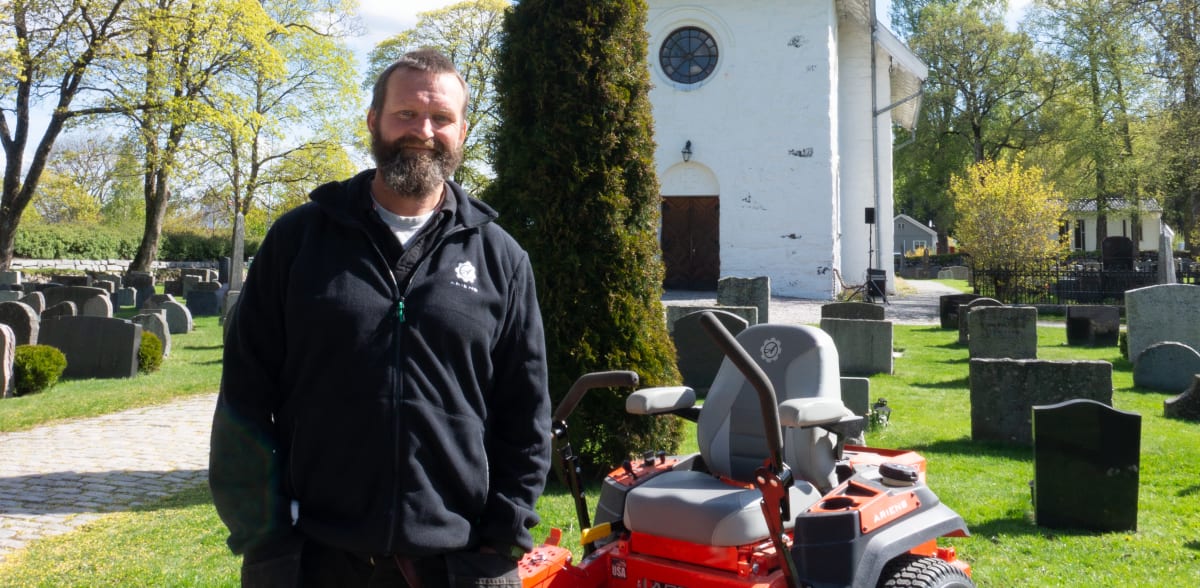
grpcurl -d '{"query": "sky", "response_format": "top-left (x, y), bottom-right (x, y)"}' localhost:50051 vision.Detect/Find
top-left (12, 0), bottom-right (1034, 166)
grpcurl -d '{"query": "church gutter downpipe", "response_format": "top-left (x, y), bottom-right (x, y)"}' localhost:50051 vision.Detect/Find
top-left (869, 0), bottom-right (882, 274)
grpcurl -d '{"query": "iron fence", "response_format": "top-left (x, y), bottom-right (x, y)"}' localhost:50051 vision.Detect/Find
top-left (969, 260), bottom-right (1199, 305)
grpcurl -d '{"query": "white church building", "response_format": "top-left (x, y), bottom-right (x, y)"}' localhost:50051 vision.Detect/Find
top-left (646, 0), bottom-right (927, 298)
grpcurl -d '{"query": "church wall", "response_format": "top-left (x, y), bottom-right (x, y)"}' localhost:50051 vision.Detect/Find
top-left (647, 0), bottom-right (841, 298)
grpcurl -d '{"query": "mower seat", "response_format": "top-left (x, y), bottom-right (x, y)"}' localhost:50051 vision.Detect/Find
top-left (623, 324), bottom-right (846, 547)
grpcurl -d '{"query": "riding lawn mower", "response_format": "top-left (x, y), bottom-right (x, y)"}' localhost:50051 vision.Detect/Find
top-left (516, 312), bottom-right (975, 588)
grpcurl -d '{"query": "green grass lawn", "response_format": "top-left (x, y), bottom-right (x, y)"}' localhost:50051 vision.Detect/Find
top-left (1, 321), bottom-right (1198, 586)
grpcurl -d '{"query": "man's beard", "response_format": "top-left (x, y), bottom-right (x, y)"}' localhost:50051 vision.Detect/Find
top-left (371, 130), bottom-right (462, 198)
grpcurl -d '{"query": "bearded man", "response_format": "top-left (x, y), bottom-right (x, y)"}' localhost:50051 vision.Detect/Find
top-left (210, 48), bottom-right (550, 588)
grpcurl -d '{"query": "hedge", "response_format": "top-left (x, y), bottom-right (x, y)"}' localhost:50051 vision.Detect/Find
top-left (14, 224), bottom-right (260, 262)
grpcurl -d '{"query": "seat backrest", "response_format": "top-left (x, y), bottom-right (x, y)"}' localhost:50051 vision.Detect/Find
top-left (697, 323), bottom-right (842, 491)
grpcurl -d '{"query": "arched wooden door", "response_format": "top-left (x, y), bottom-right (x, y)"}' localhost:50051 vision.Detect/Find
top-left (661, 196), bottom-right (719, 290)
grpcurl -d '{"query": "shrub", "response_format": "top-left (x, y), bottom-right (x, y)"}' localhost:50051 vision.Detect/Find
top-left (138, 332), bottom-right (164, 374)
top-left (13, 345), bottom-right (68, 396)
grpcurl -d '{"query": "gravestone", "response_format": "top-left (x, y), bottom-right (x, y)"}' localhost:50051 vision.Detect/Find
top-left (840, 377), bottom-right (870, 418)
top-left (1132, 342), bottom-right (1200, 393)
top-left (43, 285), bottom-right (108, 311)
top-left (220, 290), bottom-right (240, 327)
top-left (132, 312), bottom-right (171, 358)
top-left (665, 305), bottom-right (757, 329)
top-left (1065, 305), bottom-right (1120, 347)
top-left (50, 274), bottom-right (90, 287)
top-left (936, 268), bottom-right (952, 279)
top-left (717, 276), bottom-right (770, 324)
top-left (0, 291), bottom-right (20, 303)
top-left (80, 294), bottom-right (113, 318)
top-left (819, 317), bottom-right (893, 375)
top-left (0, 270), bottom-right (21, 287)
top-left (0, 301), bottom-right (39, 345)
top-left (231, 212), bottom-right (246, 291)
top-left (947, 266), bottom-right (970, 280)
top-left (1159, 225), bottom-right (1177, 285)
top-left (18, 291), bottom-right (44, 315)
top-left (1164, 375), bottom-right (1200, 421)
top-left (180, 274), bottom-right (201, 299)
top-left (39, 316), bottom-right (142, 379)
top-left (185, 281), bottom-right (223, 316)
top-left (42, 301), bottom-right (77, 320)
top-left (158, 300), bottom-right (193, 334)
top-left (1125, 284), bottom-right (1200, 363)
top-left (1101, 236), bottom-right (1135, 270)
top-left (821, 301), bottom-right (885, 321)
top-left (126, 271), bottom-right (155, 309)
top-left (92, 272), bottom-right (124, 289)
top-left (969, 358), bottom-right (1113, 444)
top-left (114, 287), bottom-right (136, 308)
top-left (957, 297), bottom-right (1001, 344)
top-left (1034, 399), bottom-right (1140, 532)
top-left (91, 278), bottom-right (116, 294)
top-left (0, 324), bottom-right (12, 398)
top-left (164, 279), bottom-right (184, 297)
top-left (672, 310), bottom-right (749, 397)
top-left (968, 306), bottom-right (1037, 359)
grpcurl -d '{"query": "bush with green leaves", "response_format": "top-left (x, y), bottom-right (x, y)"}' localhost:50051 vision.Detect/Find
top-left (487, 0), bottom-right (681, 477)
top-left (13, 344), bottom-right (68, 396)
top-left (138, 332), bottom-right (164, 374)
top-left (15, 223), bottom-right (260, 262)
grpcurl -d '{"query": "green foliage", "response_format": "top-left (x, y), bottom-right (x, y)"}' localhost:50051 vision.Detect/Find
top-left (950, 157), bottom-right (1068, 268)
top-left (13, 345), bottom-right (68, 397)
top-left (487, 0), bottom-right (681, 477)
top-left (14, 223), bottom-right (259, 261)
top-left (138, 332), bottom-right (164, 374)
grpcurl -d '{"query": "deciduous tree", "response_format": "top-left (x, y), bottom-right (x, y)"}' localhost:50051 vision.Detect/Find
top-left (950, 157), bottom-right (1067, 267)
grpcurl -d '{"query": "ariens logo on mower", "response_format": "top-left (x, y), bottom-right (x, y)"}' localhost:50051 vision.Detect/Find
top-left (872, 499), bottom-right (910, 524)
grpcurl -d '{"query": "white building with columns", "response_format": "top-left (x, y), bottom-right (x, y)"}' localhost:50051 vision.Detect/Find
top-left (647, 0), bottom-right (926, 298)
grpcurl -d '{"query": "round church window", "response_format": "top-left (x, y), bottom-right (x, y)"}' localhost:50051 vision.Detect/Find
top-left (660, 27), bottom-right (718, 85)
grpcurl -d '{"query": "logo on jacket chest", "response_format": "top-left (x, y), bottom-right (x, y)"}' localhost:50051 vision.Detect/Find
top-left (452, 260), bottom-right (479, 293)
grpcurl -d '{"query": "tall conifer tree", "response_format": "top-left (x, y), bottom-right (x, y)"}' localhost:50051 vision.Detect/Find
top-left (486, 0), bottom-right (681, 475)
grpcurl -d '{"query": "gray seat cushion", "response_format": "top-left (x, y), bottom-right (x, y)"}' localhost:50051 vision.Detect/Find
top-left (623, 470), bottom-right (822, 546)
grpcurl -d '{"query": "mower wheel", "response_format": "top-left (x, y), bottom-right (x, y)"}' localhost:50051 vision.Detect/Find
top-left (877, 555), bottom-right (975, 588)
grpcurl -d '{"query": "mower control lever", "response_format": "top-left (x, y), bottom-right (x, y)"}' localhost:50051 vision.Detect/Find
top-left (552, 370), bottom-right (640, 423)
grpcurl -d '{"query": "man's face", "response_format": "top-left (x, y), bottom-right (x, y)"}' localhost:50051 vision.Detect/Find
top-left (368, 68), bottom-right (468, 198)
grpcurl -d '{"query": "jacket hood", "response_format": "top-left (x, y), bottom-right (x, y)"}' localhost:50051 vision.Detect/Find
top-left (309, 169), bottom-right (499, 230)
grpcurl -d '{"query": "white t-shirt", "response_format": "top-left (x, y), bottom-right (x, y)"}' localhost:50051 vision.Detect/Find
top-left (371, 194), bottom-right (439, 248)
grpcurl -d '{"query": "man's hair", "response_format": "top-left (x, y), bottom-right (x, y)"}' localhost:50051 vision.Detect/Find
top-left (370, 48), bottom-right (470, 118)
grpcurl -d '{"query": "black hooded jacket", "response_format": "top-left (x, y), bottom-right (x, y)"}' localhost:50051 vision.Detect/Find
top-left (209, 170), bottom-right (550, 560)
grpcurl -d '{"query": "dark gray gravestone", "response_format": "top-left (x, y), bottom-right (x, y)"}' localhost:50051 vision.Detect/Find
top-left (840, 377), bottom-right (870, 417)
top-left (1164, 375), bottom-right (1200, 421)
top-left (957, 297), bottom-right (1002, 344)
top-left (1034, 399), bottom-right (1140, 532)
top-left (968, 306), bottom-right (1038, 359)
top-left (0, 301), bottom-right (39, 345)
top-left (1101, 236), bottom-right (1135, 270)
top-left (672, 310), bottom-right (748, 397)
top-left (114, 287), bottom-right (136, 308)
top-left (185, 281), bottom-right (223, 316)
top-left (39, 316), bottom-right (141, 379)
top-left (1065, 305), bottom-right (1120, 347)
top-left (717, 276), bottom-right (770, 324)
top-left (43, 286), bottom-right (108, 311)
top-left (969, 358), bottom-right (1113, 444)
top-left (821, 301), bottom-right (885, 321)
top-left (125, 271), bottom-right (155, 309)
top-left (50, 274), bottom-right (90, 287)
top-left (42, 301), bottom-right (77, 320)
top-left (1132, 342), bottom-right (1200, 393)
top-left (819, 317), bottom-right (893, 375)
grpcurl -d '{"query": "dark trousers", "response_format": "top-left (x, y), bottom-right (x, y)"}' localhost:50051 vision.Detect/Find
top-left (241, 538), bottom-right (520, 588)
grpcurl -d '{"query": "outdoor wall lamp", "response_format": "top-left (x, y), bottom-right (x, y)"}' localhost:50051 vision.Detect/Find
top-left (681, 140), bottom-right (693, 162)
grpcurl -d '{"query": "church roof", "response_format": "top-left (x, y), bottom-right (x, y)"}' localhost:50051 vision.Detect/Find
top-left (839, 0), bottom-right (928, 130)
